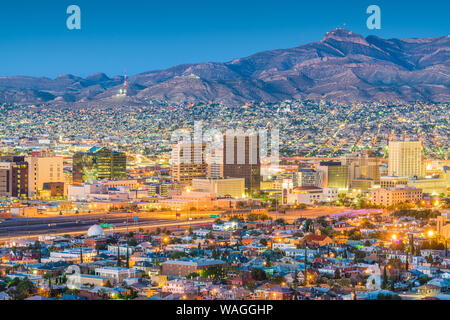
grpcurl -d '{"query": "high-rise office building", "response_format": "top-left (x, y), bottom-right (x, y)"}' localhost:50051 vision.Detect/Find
top-left (388, 140), bottom-right (423, 177)
top-left (171, 143), bottom-right (208, 184)
top-left (0, 156), bottom-right (28, 198)
top-left (294, 168), bottom-right (322, 187)
top-left (341, 149), bottom-right (381, 184)
top-left (207, 147), bottom-right (223, 179)
top-left (73, 147), bottom-right (127, 185)
top-left (26, 151), bottom-right (64, 198)
top-left (222, 133), bottom-right (260, 194)
top-left (317, 161), bottom-right (349, 190)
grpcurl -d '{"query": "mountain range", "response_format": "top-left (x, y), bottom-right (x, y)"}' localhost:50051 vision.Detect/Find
top-left (1, 29), bottom-right (449, 107)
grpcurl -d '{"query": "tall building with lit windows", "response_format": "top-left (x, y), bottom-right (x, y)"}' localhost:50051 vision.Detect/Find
top-left (26, 151), bottom-right (64, 198)
top-left (388, 140), bottom-right (423, 177)
top-left (341, 149), bottom-right (381, 184)
top-left (222, 133), bottom-right (260, 194)
top-left (171, 143), bottom-right (208, 184)
top-left (72, 147), bottom-right (126, 185)
top-left (316, 161), bottom-right (349, 190)
top-left (0, 156), bottom-right (28, 198)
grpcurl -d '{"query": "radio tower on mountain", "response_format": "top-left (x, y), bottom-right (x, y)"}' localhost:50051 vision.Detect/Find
top-left (123, 70), bottom-right (128, 96)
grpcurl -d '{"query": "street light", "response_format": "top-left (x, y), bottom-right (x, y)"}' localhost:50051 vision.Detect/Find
top-left (161, 235), bottom-right (169, 252)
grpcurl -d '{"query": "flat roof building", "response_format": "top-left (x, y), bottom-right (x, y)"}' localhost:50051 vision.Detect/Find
top-left (162, 258), bottom-right (225, 277)
top-left (191, 178), bottom-right (245, 199)
top-left (388, 140), bottom-right (423, 177)
top-left (370, 185), bottom-right (423, 207)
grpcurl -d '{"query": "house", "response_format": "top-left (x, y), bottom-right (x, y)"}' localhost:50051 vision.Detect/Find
top-left (230, 274), bottom-right (251, 287)
top-left (417, 284), bottom-right (441, 297)
top-left (67, 273), bottom-right (113, 289)
top-left (94, 267), bottom-right (138, 284)
top-left (254, 284), bottom-right (293, 300)
top-left (300, 235), bottom-right (333, 246)
top-left (161, 279), bottom-right (197, 294)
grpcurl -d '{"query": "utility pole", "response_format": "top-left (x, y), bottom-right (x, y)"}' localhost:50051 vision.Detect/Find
top-left (80, 241), bottom-right (83, 264)
top-left (304, 241), bottom-right (308, 286)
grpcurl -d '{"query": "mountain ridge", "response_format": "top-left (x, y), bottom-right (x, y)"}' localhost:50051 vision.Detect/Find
top-left (1, 29), bottom-right (449, 106)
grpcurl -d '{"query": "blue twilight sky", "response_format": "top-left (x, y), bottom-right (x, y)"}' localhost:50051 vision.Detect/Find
top-left (0, 0), bottom-right (448, 78)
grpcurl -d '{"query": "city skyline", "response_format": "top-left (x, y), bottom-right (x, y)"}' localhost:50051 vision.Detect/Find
top-left (0, 0), bottom-right (448, 305)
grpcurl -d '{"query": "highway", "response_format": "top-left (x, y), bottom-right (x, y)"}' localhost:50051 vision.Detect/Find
top-left (0, 212), bottom-right (214, 241)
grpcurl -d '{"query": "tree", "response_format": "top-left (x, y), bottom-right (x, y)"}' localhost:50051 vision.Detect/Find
top-left (334, 268), bottom-right (341, 279)
top-left (292, 271), bottom-right (299, 288)
top-left (34, 240), bottom-right (42, 263)
top-left (117, 246), bottom-right (121, 267)
top-left (212, 248), bottom-right (219, 259)
top-left (381, 266), bottom-right (388, 289)
top-left (127, 237), bottom-right (137, 247)
top-left (8, 278), bottom-right (34, 300)
top-left (269, 274), bottom-right (285, 284)
top-left (126, 246), bottom-right (130, 268)
top-left (202, 266), bottom-right (226, 281)
top-left (96, 242), bottom-right (106, 255)
top-left (44, 272), bottom-right (52, 294)
top-left (377, 293), bottom-right (401, 300)
top-left (245, 281), bottom-right (257, 291)
top-left (389, 275), bottom-right (396, 292)
top-left (304, 244), bottom-right (308, 285)
top-left (251, 268), bottom-right (267, 281)
top-left (170, 251), bottom-right (187, 259)
top-left (264, 254), bottom-right (272, 267)
top-left (186, 272), bottom-right (199, 279)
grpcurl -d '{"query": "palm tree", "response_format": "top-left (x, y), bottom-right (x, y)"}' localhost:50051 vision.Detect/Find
top-left (43, 272), bottom-right (52, 296)
top-left (126, 245), bottom-right (130, 268)
top-left (117, 245), bottom-right (121, 267)
top-left (304, 242), bottom-right (308, 286)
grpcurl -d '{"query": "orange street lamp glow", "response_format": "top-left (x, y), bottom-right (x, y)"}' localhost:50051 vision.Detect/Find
top-left (427, 230), bottom-right (435, 238)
